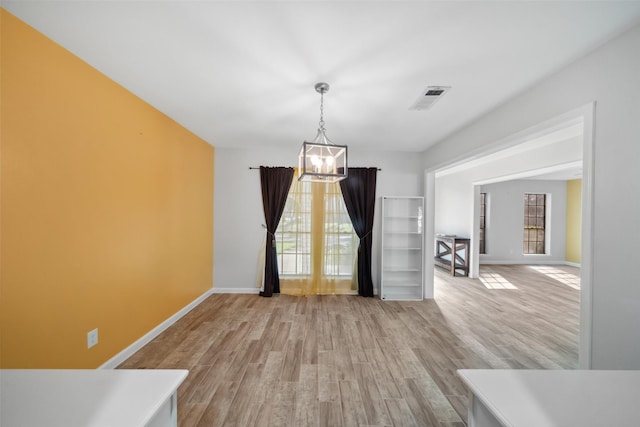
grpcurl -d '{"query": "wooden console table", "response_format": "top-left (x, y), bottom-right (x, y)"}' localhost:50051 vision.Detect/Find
top-left (434, 235), bottom-right (470, 276)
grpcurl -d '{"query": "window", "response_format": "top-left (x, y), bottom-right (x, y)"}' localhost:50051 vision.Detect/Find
top-left (275, 175), bottom-right (357, 295)
top-left (479, 192), bottom-right (487, 254)
top-left (523, 193), bottom-right (546, 254)
top-left (322, 183), bottom-right (357, 277)
top-left (276, 178), bottom-right (311, 276)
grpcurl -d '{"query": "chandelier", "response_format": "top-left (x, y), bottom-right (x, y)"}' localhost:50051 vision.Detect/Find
top-left (298, 82), bottom-right (348, 182)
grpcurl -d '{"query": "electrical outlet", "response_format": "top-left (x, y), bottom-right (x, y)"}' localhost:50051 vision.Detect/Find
top-left (87, 328), bottom-right (98, 349)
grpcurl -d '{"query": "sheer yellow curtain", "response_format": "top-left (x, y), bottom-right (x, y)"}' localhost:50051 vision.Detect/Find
top-left (322, 180), bottom-right (358, 294)
top-left (278, 170), bottom-right (356, 296)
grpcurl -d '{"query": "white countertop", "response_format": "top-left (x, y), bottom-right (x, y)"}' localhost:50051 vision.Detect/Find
top-left (0, 369), bottom-right (188, 427)
top-left (458, 369), bottom-right (640, 427)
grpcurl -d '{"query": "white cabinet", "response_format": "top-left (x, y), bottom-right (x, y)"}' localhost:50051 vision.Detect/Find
top-left (458, 369), bottom-right (640, 427)
top-left (0, 369), bottom-right (188, 427)
top-left (381, 196), bottom-right (424, 300)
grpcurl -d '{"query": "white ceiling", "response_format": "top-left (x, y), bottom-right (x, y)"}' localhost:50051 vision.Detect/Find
top-left (4, 1), bottom-right (640, 152)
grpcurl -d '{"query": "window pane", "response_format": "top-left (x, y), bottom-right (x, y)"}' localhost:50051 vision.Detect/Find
top-left (298, 254), bottom-right (310, 275)
top-left (479, 192), bottom-right (487, 254)
top-left (299, 234), bottom-right (310, 251)
top-left (280, 233), bottom-right (297, 253)
top-left (523, 193), bottom-right (546, 254)
top-left (281, 254), bottom-right (297, 275)
top-left (323, 184), bottom-right (355, 277)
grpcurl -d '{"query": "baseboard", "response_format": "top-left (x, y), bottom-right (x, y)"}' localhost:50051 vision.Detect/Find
top-left (211, 287), bottom-right (365, 295)
top-left (211, 287), bottom-right (261, 294)
top-left (99, 288), bottom-right (215, 369)
top-left (480, 260), bottom-right (581, 267)
top-left (480, 259), bottom-right (568, 265)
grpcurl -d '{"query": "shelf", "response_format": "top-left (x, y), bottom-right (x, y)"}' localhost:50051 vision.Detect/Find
top-left (384, 231), bottom-right (422, 235)
top-left (383, 247), bottom-right (422, 250)
top-left (383, 282), bottom-right (421, 287)
top-left (381, 196), bottom-right (424, 301)
top-left (381, 287), bottom-right (423, 301)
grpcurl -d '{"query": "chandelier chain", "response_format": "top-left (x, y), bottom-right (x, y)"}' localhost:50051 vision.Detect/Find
top-left (318, 91), bottom-right (325, 131)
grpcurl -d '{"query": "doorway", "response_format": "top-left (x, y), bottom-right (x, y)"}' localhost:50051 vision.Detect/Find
top-left (423, 102), bottom-right (594, 369)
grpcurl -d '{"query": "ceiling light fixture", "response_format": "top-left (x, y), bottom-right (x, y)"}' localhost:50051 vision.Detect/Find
top-left (298, 82), bottom-right (347, 182)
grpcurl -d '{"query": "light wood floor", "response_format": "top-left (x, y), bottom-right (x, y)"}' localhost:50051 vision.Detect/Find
top-left (118, 264), bottom-right (580, 426)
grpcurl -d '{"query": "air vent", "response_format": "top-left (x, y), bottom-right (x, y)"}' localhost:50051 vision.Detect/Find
top-left (409, 86), bottom-right (451, 111)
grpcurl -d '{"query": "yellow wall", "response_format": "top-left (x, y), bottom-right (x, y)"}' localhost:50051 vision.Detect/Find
top-left (1, 9), bottom-right (214, 368)
top-left (565, 179), bottom-right (582, 264)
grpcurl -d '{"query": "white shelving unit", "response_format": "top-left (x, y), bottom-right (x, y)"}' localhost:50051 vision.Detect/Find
top-left (380, 196), bottom-right (424, 301)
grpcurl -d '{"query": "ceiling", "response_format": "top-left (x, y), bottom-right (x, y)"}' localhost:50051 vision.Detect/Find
top-left (4, 1), bottom-right (640, 152)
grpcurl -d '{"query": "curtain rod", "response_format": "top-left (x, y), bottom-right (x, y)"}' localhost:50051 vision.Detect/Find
top-left (248, 167), bottom-right (382, 171)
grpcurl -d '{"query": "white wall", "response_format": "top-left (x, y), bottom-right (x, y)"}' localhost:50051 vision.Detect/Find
top-left (434, 172), bottom-right (475, 237)
top-left (422, 23), bottom-right (640, 369)
top-left (213, 146), bottom-right (423, 295)
top-left (480, 180), bottom-right (567, 264)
